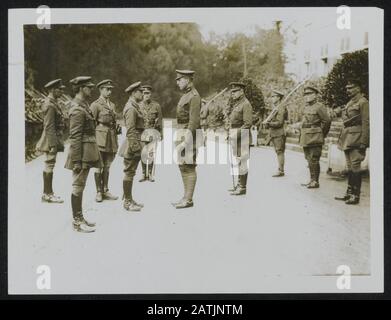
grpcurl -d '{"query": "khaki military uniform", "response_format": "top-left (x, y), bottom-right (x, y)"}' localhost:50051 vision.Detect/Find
top-left (175, 83), bottom-right (201, 204)
top-left (228, 95), bottom-right (253, 188)
top-left (268, 104), bottom-right (287, 154)
top-left (228, 95), bottom-right (253, 160)
top-left (36, 96), bottom-right (65, 172)
top-left (333, 92), bottom-right (369, 204)
top-left (336, 93), bottom-right (369, 171)
top-left (299, 101), bottom-right (331, 184)
top-left (118, 97), bottom-right (144, 181)
top-left (140, 99), bottom-right (162, 177)
top-left (206, 102), bottom-right (225, 130)
top-left (64, 97), bottom-right (102, 195)
top-left (176, 84), bottom-right (201, 165)
top-left (90, 96), bottom-right (119, 165)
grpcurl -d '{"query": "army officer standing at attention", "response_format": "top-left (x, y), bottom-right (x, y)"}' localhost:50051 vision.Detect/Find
top-left (90, 79), bottom-right (120, 202)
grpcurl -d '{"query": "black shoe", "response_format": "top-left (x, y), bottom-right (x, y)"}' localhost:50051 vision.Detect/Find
top-left (301, 181), bottom-right (311, 187)
top-left (334, 194), bottom-right (350, 201)
top-left (345, 194), bottom-right (360, 205)
top-left (307, 181), bottom-right (320, 189)
top-left (272, 171), bottom-right (285, 177)
top-left (139, 175), bottom-right (147, 182)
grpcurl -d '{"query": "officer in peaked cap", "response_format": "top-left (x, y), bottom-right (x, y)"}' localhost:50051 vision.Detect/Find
top-left (90, 79), bottom-right (120, 203)
top-left (139, 84), bottom-right (162, 182)
top-left (36, 79), bottom-right (66, 204)
top-left (64, 76), bottom-right (101, 233)
top-left (226, 81), bottom-right (253, 195)
top-left (172, 69), bottom-right (201, 209)
top-left (333, 78), bottom-right (369, 205)
top-left (118, 81), bottom-right (145, 212)
top-left (264, 89), bottom-right (288, 177)
top-left (296, 84), bottom-right (331, 189)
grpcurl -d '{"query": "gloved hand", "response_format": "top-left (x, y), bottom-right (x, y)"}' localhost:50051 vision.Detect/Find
top-left (73, 162), bottom-right (82, 174)
top-left (49, 146), bottom-right (57, 154)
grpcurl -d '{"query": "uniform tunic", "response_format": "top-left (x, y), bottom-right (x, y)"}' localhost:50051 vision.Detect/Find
top-left (90, 96), bottom-right (119, 154)
top-left (336, 93), bottom-right (369, 171)
top-left (118, 97), bottom-right (145, 179)
top-left (64, 97), bottom-right (102, 188)
top-left (36, 96), bottom-right (65, 153)
top-left (228, 95), bottom-right (253, 158)
top-left (267, 104), bottom-right (287, 153)
top-left (299, 101), bottom-right (331, 162)
top-left (176, 84), bottom-right (201, 165)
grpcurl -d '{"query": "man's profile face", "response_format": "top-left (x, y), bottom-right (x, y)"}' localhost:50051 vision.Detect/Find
top-left (143, 91), bottom-right (152, 101)
top-left (53, 88), bottom-right (63, 99)
top-left (176, 77), bottom-right (189, 91)
top-left (83, 86), bottom-right (92, 98)
top-left (100, 87), bottom-right (112, 99)
top-left (133, 89), bottom-right (143, 102)
top-left (304, 91), bottom-right (316, 104)
top-left (346, 85), bottom-right (360, 98)
top-left (231, 89), bottom-right (243, 100)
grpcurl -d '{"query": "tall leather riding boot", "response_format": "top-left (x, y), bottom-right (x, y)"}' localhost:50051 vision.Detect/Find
top-left (71, 193), bottom-right (95, 232)
top-left (123, 180), bottom-right (132, 201)
top-left (94, 172), bottom-right (103, 202)
top-left (71, 193), bottom-right (82, 222)
top-left (314, 162), bottom-right (320, 183)
top-left (346, 172), bottom-right (361, 204)
top-left (335, 171), bottom-right (352, 200)
top-left (231, 174), bottom-right (247, 195)
top-left (307, 163), bottom-right (320, 188)
top-left (43, 172), bottom-right (50, 195)
top-left (47, 172), bottom-right (54, 194)
top-left (240, 173), bottom-right (248, 189)
top-left (277, 153), bottom-right (285, 173)
top-left (102, 169), bottom-right (118, 200)
top-left (123, 179), bottom-right (141, 211)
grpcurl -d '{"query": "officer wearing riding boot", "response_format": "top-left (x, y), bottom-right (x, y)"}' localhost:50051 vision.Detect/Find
top-left (227, 82), bottom-right (253, 195)
top-left (90, 79), bottom-right (120, 202)
top-left (172, 69), bottom-right (201, 209)
top-left (264, 90), bottom-right (288, 177)
top-left (333, 78), bottom-right (369, 205)
top-left (118, 81), bottom-right (145, 212)
top-left (64, 76), bottom-right (101, 233)
top-left (139, 85), bottom-right (162, 183)
top-left (36, 79), bottom-right (66, 203)
top-left (297, 85), bottom-right (331, 189)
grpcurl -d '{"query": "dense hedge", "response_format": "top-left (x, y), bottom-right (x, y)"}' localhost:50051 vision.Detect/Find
top-left (322, 49), bottom-right (368, 108)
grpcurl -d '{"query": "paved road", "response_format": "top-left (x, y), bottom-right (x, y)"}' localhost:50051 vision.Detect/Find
top-left (9, 134), bottom-right (370, 293)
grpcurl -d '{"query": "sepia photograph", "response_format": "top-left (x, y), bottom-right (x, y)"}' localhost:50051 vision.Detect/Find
top-left (8, 7), bottom-right (383, 294)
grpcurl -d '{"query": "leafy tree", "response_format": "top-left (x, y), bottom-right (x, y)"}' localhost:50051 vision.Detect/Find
top-left (322, 50), bottom-right (368, 108)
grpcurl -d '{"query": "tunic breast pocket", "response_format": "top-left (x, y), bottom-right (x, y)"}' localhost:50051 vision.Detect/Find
top-left (347, 105), bottom-right (360, 117)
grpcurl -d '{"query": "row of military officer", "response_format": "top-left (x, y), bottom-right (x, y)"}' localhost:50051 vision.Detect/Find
top-left (36, 77), bottom-right (163, 232)
top-left (35, 72), bottom-right (369, 233)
